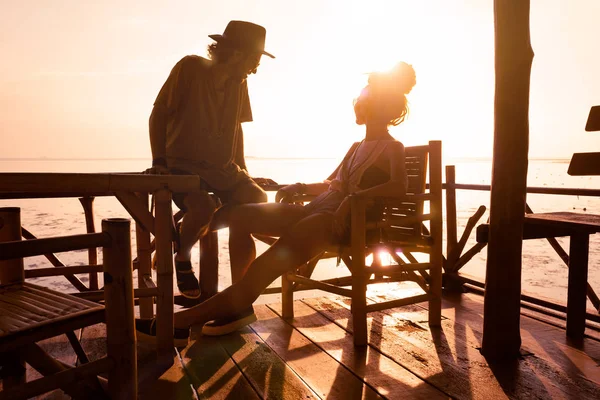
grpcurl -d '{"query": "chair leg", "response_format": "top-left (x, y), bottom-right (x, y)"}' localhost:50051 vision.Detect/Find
top-left (352, 274), bottom-right (368, 346)
top-left (428, 249), bottom-right (443, 327)
top-left (0, 352), bottom-right (26, 389)
top-left (281, 272), bottom-right (294, 319)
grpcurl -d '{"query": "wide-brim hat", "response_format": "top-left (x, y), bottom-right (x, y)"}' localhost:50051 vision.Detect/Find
top-left (209, 20), bottom-right (275, 59)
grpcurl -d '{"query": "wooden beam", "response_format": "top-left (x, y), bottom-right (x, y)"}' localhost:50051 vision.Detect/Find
top-left (0, 233), bottom-right (110, 261)
top-left (482, 0), bottom-right (534, 360)
top-left (78, 197), bottom-right (99, 290)
top-left (445, 166), bottom-right (458, 258)
top-left (20, 227), bottom-right (88, 292)
top-left (0, 173), bottom-right (202, 194)
top-left (24, 265), bottom-right (103, 279)
top-left (115, 191), bottom-right (155, 234)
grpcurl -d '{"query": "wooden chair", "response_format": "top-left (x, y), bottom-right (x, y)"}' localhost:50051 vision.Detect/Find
top-left (278, 141), bottom-right (443, 345)
top-left (0, 208), bottom-right (136, 400)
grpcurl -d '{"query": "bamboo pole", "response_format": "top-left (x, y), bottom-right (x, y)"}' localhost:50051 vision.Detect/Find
top-left (0, 208), bottom-right (25, 284)
top-left (0, 233), bottom-right (110, 261)
top-left (24, 264), bottom-right (103, 278)
top-left (350, 195), bottom-right (368, 346)
top-left (445, 165), bottom-right (458, 262)
top-left (428, 141), bottom-right (443, 327)
top-left (482, 0), bottom-right (534, 360)
top-left (281, 271), bottom-right (294, 318)
top-left (154, 189), bottom-right (175, 360)
top-left (102, 218), bottom-right (137, 400)
top-left (0, 173), bottom-right (201, 194)
top-left (20, 227), bottom-right (88, 292)
top-left (135, 192), bottom-right (154, 319)
top-left (0, 207), bottom-right (25, 387)
top-left (79, 197), bottom-right (99, 290)
top-left (446, 205), bottom-right (487, 273)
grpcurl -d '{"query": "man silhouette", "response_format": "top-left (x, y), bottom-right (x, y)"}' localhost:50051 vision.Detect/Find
top-left (146, 21), bottom-right (274, 312)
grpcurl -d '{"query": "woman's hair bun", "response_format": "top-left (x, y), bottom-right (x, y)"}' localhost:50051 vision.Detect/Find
top-left (368, 62), bottom-right (416, 95)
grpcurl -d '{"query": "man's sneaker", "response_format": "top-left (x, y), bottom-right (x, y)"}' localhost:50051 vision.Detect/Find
top-left (202, 306), bottom-right (257, 336)
top-left (135, 318), bottom-right (190, 348)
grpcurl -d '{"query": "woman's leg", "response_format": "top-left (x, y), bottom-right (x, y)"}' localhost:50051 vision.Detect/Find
top-left (229, 202), bottom-right (307, 282)
top-left (174, 212), bottom-right (335, 328)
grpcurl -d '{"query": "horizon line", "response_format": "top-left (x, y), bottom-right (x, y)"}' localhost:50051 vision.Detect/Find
top-left (0, 156), bottom-right (572, 162)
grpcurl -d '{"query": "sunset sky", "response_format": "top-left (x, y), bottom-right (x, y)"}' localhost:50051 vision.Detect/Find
top-left (1, 0), bottom-right (599, 162)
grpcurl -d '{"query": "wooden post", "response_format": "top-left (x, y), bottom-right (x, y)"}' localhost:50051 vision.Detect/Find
top-left (79, 197), bottom-right (98, 290)
top-left (0, 207), bottom-right (25, 284)
top-left (135, 193), bottom-right (154, 318)
top-left (154, 189), bottom-right (175, 361)
top-left (429, 141), bottom-right (443, 326)
top-left (482, 0), bottom-right (534, 360)
top-left (0, 208), bottom-right (26, 388)
top-left (102, 218), bottom-right (137, 400)
top-left (281, 272), bottom-right (294, 319)
top-left (445, 165), bottom-right (458, 267)
top-left (350, 195), bottom-right (368, 346)
top-left (199, 231), bottom-right (219, 299)
top-left (566, 233), bottom-right (589, 340)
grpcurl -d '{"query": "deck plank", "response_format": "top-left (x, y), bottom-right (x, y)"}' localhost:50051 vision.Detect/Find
top-left (439, 291), bottom-right (600, 387)
top-left (305, 295), bottom-right (600, 399)
top-left (179, 332), bottom-right (260, 400)
top-left (265, 302), bottom-right (449, 399)
top-left (214, 324), bottom-right (320, 399)
top-left (251, 304), bottom-right (386, 399)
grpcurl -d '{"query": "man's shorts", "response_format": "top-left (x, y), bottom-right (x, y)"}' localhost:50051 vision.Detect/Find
top-left (169, 168), bottom-right (261, 212)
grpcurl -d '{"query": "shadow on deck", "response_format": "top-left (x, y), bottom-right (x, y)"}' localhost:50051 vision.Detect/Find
top-left (20, 287), bottom-right (600, 399)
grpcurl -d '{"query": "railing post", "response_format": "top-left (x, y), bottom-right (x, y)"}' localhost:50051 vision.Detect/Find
top-left (0, 207), bottom-right (26, 387)
top-left (135, 193), bottom-right (154, 318)
top-left (154, 189), bottom-right (175, 362)
top-left (445, 165), bottom-right (458, 268)
top-left (79, 197), bottom-right (98, 290)
top-left (350, 195), bottom-right (368, 346)
top-left (103, 218), bottom-right (137, 400)
top-left (429, 141), bottom-right (443, 326)
top-left (0, 207), bottom-right (25, 284)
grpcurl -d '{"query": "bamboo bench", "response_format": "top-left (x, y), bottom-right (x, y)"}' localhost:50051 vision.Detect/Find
top-left (0, 208), bottom-right (135, 399)
top-left (476, 211), bottom-right (600, 340)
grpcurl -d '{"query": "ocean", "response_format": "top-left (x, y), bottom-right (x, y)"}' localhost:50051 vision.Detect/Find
top-left (1, 157), bottom-right (600, 312)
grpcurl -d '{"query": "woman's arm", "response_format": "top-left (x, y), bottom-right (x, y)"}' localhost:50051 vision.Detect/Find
top-left (276, 142), bottom-right (360, 202)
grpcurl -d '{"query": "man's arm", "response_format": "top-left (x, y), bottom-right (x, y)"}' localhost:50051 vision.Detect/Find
top-left (233, 124), bottom-right (247, 171)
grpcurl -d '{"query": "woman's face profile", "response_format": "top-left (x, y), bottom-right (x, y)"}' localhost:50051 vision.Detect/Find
top-left (354, 86), bottom-right (369, 125)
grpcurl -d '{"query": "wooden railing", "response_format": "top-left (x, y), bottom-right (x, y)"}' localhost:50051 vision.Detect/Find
top-left (0, 172), bottom-right (203, 363)
top-left (442, 165), bottom-right (600, 327)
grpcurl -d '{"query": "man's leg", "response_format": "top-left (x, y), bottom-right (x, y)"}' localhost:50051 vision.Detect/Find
top-left (176, 191), bottom-right (216, 299)
top-left (178, 191), bottom-right (217, 261)
top-left (210, 179), bottom-right (267, 231)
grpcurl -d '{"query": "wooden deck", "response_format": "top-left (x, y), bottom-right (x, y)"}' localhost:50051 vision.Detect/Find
top-left (12, 287), bottom-right (600, 399)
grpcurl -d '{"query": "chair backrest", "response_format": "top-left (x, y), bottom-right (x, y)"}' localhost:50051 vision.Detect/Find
top-left (377, 144), bottom-right (435, 244)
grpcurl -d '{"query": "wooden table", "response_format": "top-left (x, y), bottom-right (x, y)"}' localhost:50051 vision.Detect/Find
top-left (477, 212), bottom-right (600, 340)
